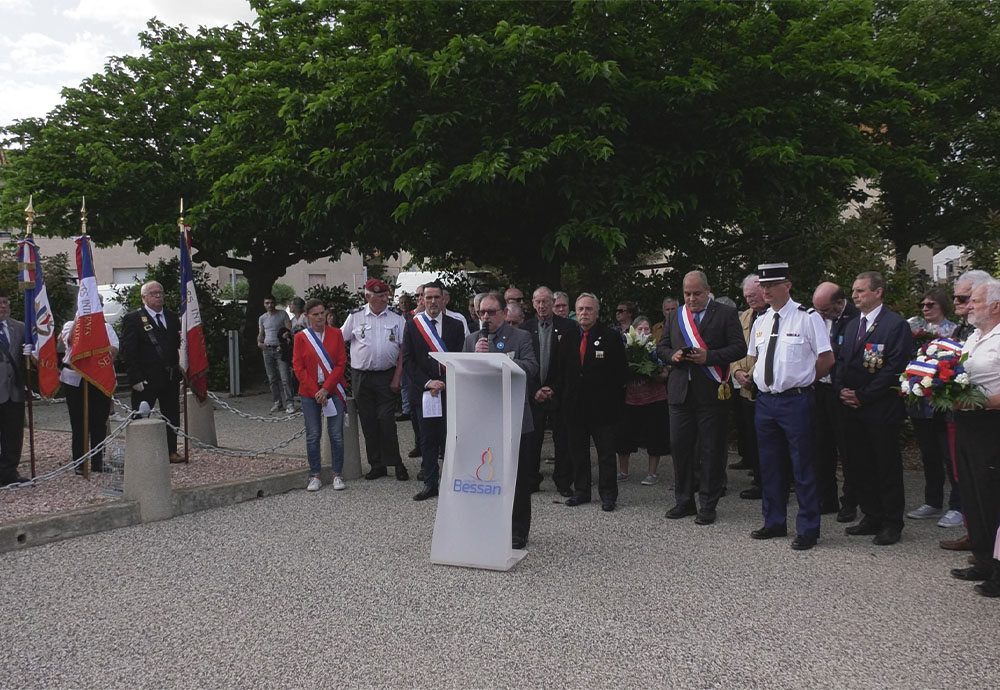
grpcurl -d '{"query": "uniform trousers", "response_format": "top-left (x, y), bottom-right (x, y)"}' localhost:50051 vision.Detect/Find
top-left (954, 410), bottom-right (1000, 567)
top-left (131, 380), bottom-right (179, 455)
top-left (840, 407), bottom-right (905, 531)
top-left (415, 404), bottom-right (445, 487)
top-left (65, 383), bottom-right (111, 469)
top-left (755, 390), bottom-right (820, 536)
top-left (526, 402), bottom-right (570, 492)
top-left (669, 393), bottom-right (729, 511)
top-left (512, 434), bottom-right (533, 540)
top-left (568, 420), bottom-right (617, 504)
top-left (352, 367), bottom-right (402, 470)
top-left (814, 382), bottom-right (856, 511)
top-left (0, 399), bottom-right (24, 483)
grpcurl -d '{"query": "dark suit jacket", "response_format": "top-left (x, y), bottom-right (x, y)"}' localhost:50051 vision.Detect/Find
top-left (120, 307), bottom-right (181, 389)
top-left (656, 300), bottom-right (745, 405)
top-left (0, 319), bottom-right (26, 404)
top-left (402, 312), bottom-right (465, 408)
top-left (463, 324), bottom-right (539, 434)
top-left (833, 306), bottom-right (912, 424)
top-left (829, 301), bottom-right (860, 362)
top-left (521, 314), bottom-right (580, 401)
top-left (560, 322), bottom-right (626, 426)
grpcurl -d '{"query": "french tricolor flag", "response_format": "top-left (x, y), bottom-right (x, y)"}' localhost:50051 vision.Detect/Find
top-left (17, 236), bottom-right (59, 398)
top-left (905, 360), bottom-right (938, 378)
top-left (179, 227), bottom-right (209, 402)
top-left (70, 236), bottom-right (116, 396)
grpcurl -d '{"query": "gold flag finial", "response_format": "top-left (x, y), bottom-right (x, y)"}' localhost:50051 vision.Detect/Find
top-left (24, 195), bottom-right (35, 236)
top-left (80, 196), bottom-right (88, 235)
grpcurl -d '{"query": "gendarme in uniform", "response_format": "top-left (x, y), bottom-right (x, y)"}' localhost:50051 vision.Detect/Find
top-left (341, 278), bottom-right (408, 479)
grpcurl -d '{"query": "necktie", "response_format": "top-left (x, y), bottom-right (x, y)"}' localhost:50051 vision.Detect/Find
top-left (539, 321), bottom-right (551, 384)
top-left (694, 310), bottom-right (703, 327)
top-left (0, 324), bottom-right (8, 350)
top-left (156, 313), bottom-right (165, 330)
top-left (856, 316), bottom-right (868, 346)
top-left (579, 331), bottom-right (588, 366)
top-left (431, 318), bottom-right (438, 337)
top-left (764, 313), bottom-right (780, 389)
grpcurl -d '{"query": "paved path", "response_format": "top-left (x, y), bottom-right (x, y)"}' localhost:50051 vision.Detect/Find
top-left (2, 435), bottom-right (997, 689)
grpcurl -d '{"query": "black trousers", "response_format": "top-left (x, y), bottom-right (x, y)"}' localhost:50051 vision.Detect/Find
top-left (416, 406), bottom-right (444, 487)
top-left (0, 399), bottom-right (24, 483)
top-left (669, 395), bottom-right (729, 511)
top-left (568, 421), bottom-right (617, 503)
top-left (841, 408), bottom-right (904, 531)
top-left (814, 382), bottom-right (856, 510)
top-left (526, 402), bottom-right (570, 491)
top-left (352, 368), bottom-right (402, 469)
top-left (131, 381), bottom-right (179, 455)
top-left (735, 396), bottom-right (760, 486)
top-left (66, 384), bottom-right (111, 468)
top-left (954, 411), bottom-right (1000, 566)
top-left (512, 434), bottom-right (533, 540)
top-left (912, 413), bottom-right (960, 511)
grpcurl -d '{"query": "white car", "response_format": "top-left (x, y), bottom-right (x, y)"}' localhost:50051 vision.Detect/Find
top-left (97, 284), bottom-right (130, 327)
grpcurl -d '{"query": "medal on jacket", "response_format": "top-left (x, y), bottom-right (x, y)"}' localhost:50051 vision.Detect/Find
top-left (718, 383), bottom-right (732, 400)
top-left (863, 343), bottom-right (884, 373)
top-left (140, 314), bottom-right (153, 332)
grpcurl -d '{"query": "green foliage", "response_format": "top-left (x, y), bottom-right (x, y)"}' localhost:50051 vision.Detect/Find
top-left (270, 282), bottom-right (295, 304)
top-left (0, 245), bottom-right (75, 328)
top-left (218, 279), bottom-right (249, 300)
top-left (303, 283), bottom-right (362, 325)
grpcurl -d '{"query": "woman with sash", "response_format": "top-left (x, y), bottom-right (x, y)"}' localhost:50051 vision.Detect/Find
top-left (292, 298), bottom-right (348, 492)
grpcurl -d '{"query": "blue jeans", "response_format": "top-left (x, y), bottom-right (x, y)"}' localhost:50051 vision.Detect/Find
top-left (301, 395), bottom-right (345, 476)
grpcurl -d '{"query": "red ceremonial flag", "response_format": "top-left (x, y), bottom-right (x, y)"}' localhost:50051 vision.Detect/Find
top-left (16, 236), bottom-right (60, 397)
top-left (179, 227), bottom-right (209, 401)
top-left (69, 236), bottom-right (116, 396)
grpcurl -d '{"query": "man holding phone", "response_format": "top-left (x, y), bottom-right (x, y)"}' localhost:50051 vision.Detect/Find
top-left (657, 270), bottom-right (746, 525)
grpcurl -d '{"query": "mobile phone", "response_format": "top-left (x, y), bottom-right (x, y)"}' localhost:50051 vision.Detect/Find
top-left (682, 346), bottom-right (697, 356)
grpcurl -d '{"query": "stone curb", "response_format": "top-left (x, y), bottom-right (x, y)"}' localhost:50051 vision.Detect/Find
top-left (0, 468), bottom-right (305, 555)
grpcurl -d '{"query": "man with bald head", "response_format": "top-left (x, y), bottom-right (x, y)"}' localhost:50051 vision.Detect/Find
top-left (657, 270), bottom-right (745, 525)
top-left (811, 280), bottom-right (860, 520)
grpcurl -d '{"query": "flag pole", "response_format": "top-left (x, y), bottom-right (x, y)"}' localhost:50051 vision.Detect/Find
top-left (22, 196), bottom-right (37, 479)
top-left (80, 197), bottom-right (91, 479)
top-left (179, 199), bottom-right (189, 463)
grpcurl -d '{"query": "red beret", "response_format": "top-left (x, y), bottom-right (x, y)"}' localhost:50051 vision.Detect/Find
top-left (364, 278), bottom-right (390, 294)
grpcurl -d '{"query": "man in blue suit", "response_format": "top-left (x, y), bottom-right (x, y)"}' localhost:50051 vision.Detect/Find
top-left (834, 271), bottom-right (913, 546)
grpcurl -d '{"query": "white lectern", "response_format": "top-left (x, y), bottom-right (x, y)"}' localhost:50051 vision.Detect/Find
top-left (428, 352), bottom-right (527, 571)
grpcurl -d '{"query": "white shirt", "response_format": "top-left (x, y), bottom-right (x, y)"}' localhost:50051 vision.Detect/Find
top-left (857, 304), bottom-right (883, 337)
top-left (748, 299), bottom-right (831, 393)
top-left (961, 321), bottom-right (1000, 399)
top-left (59, 319), bottom-right (120, 387)
top-left (341, 304), bottom-right (405, 371)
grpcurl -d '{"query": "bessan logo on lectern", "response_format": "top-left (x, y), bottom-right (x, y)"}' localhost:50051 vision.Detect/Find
top-left (452, 446), bottom-right (502, 495)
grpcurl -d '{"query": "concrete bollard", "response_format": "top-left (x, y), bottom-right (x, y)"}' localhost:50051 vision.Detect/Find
top-left (185, 390), bottom-right (218, 447)
top-left (320, 397), bottom-right (362, 481)
top-left (123, 418), bottom-right (173, 523)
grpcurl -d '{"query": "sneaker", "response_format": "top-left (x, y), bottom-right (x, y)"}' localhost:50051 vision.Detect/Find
top-left (285, 404), bottom-right (295, 414)
top-left (616, 472), bottom-right (629, 482)
top-left (306, 476), bottom-right (321, 492)
top-left (937, 509), bottom-right (964, 528)
top-left (640, 474), bottom-right (659, 486)
top-left (333, 476), bottom-right (346, 491)
top-left (269, 402), bottom-right (282, 413)
top-left (906, 504), bottom-right (942, 520)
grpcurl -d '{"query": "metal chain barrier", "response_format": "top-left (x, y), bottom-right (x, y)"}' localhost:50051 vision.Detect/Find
top-left (32, 391), bottom-right (67, 404)
top-left (206, 391), bottom-right (303, 422)
top-left (0, 416), bottom-right (133, 491)
top-left (152, 410), bottom-right (307, 458)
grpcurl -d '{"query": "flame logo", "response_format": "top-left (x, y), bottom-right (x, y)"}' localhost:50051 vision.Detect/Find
top-left (476, 447), bottom-right (495, 481)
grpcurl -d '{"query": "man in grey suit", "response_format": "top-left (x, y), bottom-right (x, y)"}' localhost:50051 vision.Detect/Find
top-left (463, 292), bottom-right (539, 550)
top-left (657, 270), bottom-right (746, 525)
top-left (0, 290), bottom-right (27, 485)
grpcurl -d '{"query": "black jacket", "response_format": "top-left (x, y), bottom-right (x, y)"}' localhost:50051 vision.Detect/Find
top-left (402, 312), bottom-right (466, 409)
top-left (120, 307), bottom-right (181, 388)
top-left (560, 322), bottom-right (626, 426)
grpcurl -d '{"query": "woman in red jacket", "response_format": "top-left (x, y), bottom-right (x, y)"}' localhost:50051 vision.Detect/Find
top-left (293, 298), bottom-right (348, 492)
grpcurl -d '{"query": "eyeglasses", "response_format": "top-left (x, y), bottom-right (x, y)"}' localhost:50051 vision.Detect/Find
top-left (954, 295), bottom-right (970, 304)
top-left (919, 302), bottom-right (938, 309)
top-left (477, 308), bottom-right (500, 316)
top-left (145, 291), bottom-right (164, 297)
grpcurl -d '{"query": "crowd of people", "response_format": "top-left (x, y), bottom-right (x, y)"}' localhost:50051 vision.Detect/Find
top-left (0, 263), bottom-right (997, 601)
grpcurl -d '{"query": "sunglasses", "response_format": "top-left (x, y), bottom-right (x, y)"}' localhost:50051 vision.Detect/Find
top-left (954, 295), bottom-right (970, 304)
top-left (477, 308), bottom-right (500, 316)
top-left (919, 302), bottom-right (938, 309)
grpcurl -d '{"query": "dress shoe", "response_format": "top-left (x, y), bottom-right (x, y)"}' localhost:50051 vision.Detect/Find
top-left (412, 485), bottom-right (438, 501)
top-left (729, 458), bottom-right (753, 470)
top-left (951, 565), bottom-right (991, 581)
top-left (666, 504), bottom-right (697, 520)
top-left (940, 534), bottom-right (971, 551)
top-left (395, 466), bottom-right (409, 481)
top-left (565, 495), bottom-right (591, 507)
top-left (844, 518), bottom-right (880, 536)
top-left (512, 534), bottom-right (527, 549)
top-left (395, 412), bottom-right (411, 422)
top-left (836, 505), bottom-right (858, 523)
top-left (557, 488), bottom-right (574, 498)
top-left (751, 525), bottom-right (787, 540)
top-left (417, 470), bottom-right (424, 481)
top-left (969, 555), bottom-right (978, 565)
top-left (694, 509), bottom-right (716, 525)
top-left (364, 467), bottom-right (388, 480)
top-left (872, 527), bottom-right (901, 546)
top-left (601, 502), bottom-right (615, 512)
top-left (1, 473), bottom-right (27, 485)
top-left (740, 486), bottom-right (762, 500)
top-left (974, 579), bottom-right (1000, 597)
top-left (791, 534), bottom-right (818, 551)
top-left (168, 452), bottom-right (185, 464)
top-left (407, 447), bottom-right (421, 458)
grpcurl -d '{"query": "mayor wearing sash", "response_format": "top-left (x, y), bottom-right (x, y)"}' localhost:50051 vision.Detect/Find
top-left (293, 298), bottom-right (348, 492)
top-left (657, 270), bottom-right (745, 525)
top-left (404, 281), bottom-right (466, 501)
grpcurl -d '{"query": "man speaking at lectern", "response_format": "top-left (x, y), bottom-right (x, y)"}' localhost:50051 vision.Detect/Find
top-left (464, 292), bottom-right (539, 550)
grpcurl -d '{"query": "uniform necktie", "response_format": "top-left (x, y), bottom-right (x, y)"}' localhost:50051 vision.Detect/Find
top-left (764, 312), bottom-right (780, 389)
top-left (156, 313), bottom-right (165, 330)
top-left (579, 330), bottom-right (588, 366)
top-left (855, 316), bottom-right (868, 346)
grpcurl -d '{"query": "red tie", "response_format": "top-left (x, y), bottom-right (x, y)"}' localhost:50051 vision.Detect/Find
top-left (579, 330), bottom-right (588, 366)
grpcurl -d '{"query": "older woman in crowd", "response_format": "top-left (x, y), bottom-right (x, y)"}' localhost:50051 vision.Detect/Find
top-left (949, 279), bottom-right (1000, 598)
top-left (905, 287), bottom-right (962, 527)
top-left (616, 315), bottom-right (670, 484)
top-left (293, 298), bottom-right (348, 492)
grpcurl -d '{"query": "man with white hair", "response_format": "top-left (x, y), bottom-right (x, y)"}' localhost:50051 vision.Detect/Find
top-left (949, 278), bottom-right (1000, 597)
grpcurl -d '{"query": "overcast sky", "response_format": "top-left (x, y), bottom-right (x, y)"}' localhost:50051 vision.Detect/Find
top-left (1, 0), bottom-right (258, 130)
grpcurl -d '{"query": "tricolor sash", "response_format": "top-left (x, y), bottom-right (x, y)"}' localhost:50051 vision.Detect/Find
top-left (306, 327), bottom-right (346, 403)
top-left (930, 338), bottom-right (963, 355)
top-left (905, 360), bottom-right (938, 378)
top-left (413, 313), bottom-right (448, 353)
top-left (678, 304), bottom-right (731, 400)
